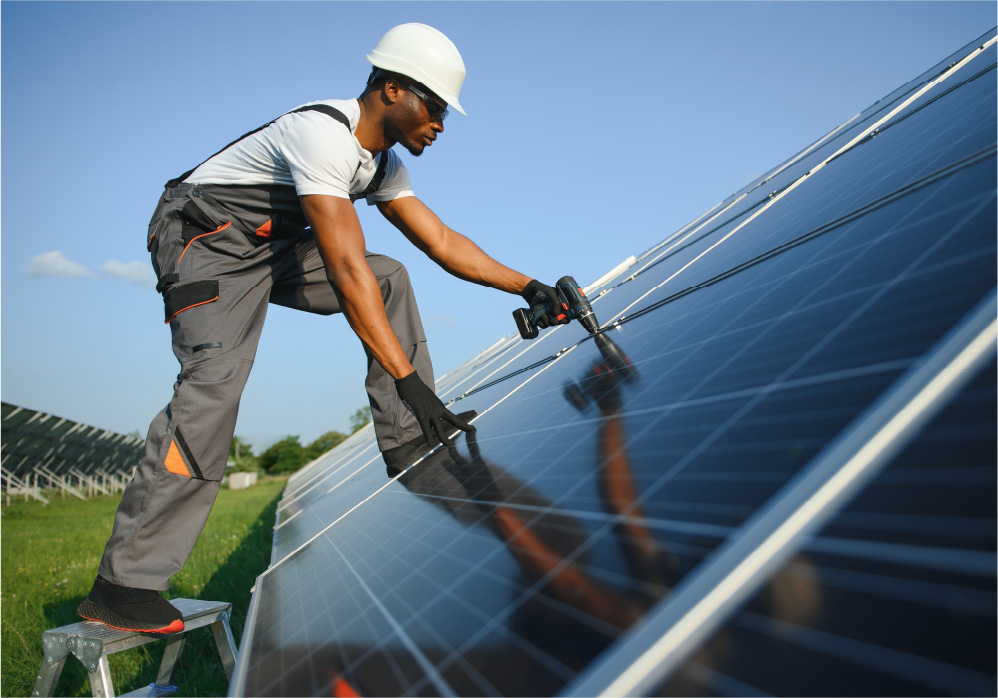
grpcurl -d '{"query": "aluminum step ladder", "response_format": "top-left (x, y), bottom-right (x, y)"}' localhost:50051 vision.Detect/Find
top-left (32, 598), bottom-right (237, 698)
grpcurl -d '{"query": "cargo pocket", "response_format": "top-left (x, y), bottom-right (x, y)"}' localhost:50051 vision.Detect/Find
top-left (164, 280), bottom-right (219, 324)
top-left (164, 280), bottom-right (223, 361)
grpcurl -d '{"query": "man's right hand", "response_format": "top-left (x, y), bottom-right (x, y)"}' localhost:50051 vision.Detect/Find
top-left (395, 372), bottom-right (476, 446)
top-left (521, 279), bottom-right (570, 329)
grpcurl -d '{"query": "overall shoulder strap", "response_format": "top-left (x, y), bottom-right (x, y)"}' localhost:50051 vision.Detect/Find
top-left (361, 150), bottom-right (392, 199)
top-left (165, 104), bottom-right (352, 189)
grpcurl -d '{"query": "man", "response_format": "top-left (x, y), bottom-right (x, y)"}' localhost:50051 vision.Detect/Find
top-left (78, 23), bottom-right (569, 634)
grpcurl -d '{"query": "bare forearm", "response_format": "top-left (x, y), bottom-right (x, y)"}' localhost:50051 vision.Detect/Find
top-left (432, 232), bottom-right (531, 294)
top-left (301, 194), bottom-right (414, 381)
top-left (379, 197), bottom-right (530, 295)
top-left (329, 262), bottom-right (414, 379)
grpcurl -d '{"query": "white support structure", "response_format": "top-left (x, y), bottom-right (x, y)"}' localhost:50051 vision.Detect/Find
top-left (70, 469), bottom-right (111, 497)
top-left (36, 465), bottom-right (87, 500)
top-left (1, 466), bottom-right (49, 505)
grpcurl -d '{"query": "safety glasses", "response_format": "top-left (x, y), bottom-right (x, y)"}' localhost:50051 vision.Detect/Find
top-left (403, 82), bottom-right (449, 122)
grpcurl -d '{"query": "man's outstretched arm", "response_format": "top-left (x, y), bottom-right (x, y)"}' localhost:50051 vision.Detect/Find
top-left (377, 196), bottom-right (531, 294)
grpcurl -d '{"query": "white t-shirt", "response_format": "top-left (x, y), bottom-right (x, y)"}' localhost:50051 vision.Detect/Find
top-left (185, 99), bottom-right (414, 206)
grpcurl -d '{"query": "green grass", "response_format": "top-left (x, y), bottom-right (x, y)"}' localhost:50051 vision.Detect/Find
top-left (1, 477), bottom-right (286, 697)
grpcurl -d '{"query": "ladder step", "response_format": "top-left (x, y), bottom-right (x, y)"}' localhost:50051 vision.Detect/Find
top-left (54, 599), bottom-right (230, 651)
top-left (34, 599), bottom-right (237, 698)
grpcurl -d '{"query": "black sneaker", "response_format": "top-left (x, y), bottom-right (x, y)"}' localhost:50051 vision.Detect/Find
top-left (382, 411), bottom-right (477, 478)
top-left (77, 576), bottom-right (184, 634)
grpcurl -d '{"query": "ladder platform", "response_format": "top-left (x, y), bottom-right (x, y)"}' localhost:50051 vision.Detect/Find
top-left (33, 598), bottom-right (237, 698)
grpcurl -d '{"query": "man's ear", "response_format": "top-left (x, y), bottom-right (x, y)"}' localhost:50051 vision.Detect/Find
top-left (382, 79), bottom-right (403, 106)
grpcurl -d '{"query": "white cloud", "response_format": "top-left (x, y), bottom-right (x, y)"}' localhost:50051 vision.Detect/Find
top-left (25, 250), bottom-right (96, 278)
top-left (101, 260), bottom-right (156, 288)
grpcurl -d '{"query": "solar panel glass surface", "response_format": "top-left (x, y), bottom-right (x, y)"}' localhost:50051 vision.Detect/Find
top-left (234, 31), bottom-right (997, 697)
top-left (654, 360), bottom-right (996, 697)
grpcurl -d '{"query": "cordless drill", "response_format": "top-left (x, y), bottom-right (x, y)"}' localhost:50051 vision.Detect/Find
top-left (513, 275), bottom-right (599, 339)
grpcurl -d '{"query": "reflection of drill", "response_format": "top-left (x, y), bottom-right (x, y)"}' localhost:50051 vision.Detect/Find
top-left (513, 275), bottom-right (599, 339)
top-left (564, 333), bottom-right (639, 412)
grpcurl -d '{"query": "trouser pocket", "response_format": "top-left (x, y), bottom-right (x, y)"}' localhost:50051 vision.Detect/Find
top-left (164, 280), bottom-right (223, 360)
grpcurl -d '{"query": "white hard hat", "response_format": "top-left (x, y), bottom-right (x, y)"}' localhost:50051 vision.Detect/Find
top-left (366, 23), bottom-right (468, 116)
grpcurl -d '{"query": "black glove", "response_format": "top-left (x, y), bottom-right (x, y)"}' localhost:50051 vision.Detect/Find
top-left (395, 372), bottom-right (476, 446)
top-left (521, 279), bottom-right (570, 329)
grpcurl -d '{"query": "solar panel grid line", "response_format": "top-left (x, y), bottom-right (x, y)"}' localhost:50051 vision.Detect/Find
top-left (339, 533), bottom-right (526, 696)
top-left (827, 55), bottom-right (997, 168)
top-left (276, 459), bottom-right (382, 531)
top-left (301, 550), bottom-right (361, 697)
top-left (449, 329), bottom-right (577, 399)
top-left (623, 110), bottom-right (869, 285)
top-left (600, 182), bottom-right (992, 406)
top-left (732, 610), bottom-right (995, 695)
top-left (325, 538), bottom-right (460, 696)
top-left (277, 449), bottom-right (380, 517)
top-left (805, 536), bottom-right (995, 577)
top-left (677, 661), bottom-right (772, 697)
top-left (603, 104), bottom-right (991, 338)
top-left (436, 335), bottom-right (519, 388)
top-left (583, 256), bottom-right (638, 297)
top-left (266, 456), bottom-right (411, 574)
top-left (574, 219), bottom-right (905, 457)
top-left (392, 484), bottom-right (735, 542)
top-left (610, 46), bottom-right (995, 300)
top-left (376, 449), bottom-right (658, 679)
top-left (471, 356), bottom-right (913, 437)
top-left (279, 435), bottom-right (378, 501)
top-left (374, 577), bottom-right (508, 696)
top-left (615, 149), bottom-right (996, 332)
top-left (623, 194), bottom-right (752, 286)
top-left (804, 564), bottom-right (995, 616)
top-left (563, 290), bottom-right (996, 696)
top-left (337, 480), bottom-right (656, 689)
top-left (284, 426), bottom-right (375, 494)
top-left (831, 508), bottom-right (995, 539)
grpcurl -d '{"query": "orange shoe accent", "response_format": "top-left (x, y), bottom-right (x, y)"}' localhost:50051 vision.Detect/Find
top-left (164, 440), bottom-right (190, 477)
top-left (161, 619), bottom-right (185, 634)
top-left (255, 219), bottom-right (272, 238)
top-left (79, 612), bottom-right (185, 634)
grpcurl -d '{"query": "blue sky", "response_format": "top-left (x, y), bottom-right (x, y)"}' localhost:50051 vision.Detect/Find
top-left (2, 1), bottom-right (994, 451)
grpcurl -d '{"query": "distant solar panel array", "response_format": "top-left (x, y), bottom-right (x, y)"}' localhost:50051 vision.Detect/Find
top-left (232, 29), bottom-right (996, 696)
top-left (1, 402), bottom-right (143, 503)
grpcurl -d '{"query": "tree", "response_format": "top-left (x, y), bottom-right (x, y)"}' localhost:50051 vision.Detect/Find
top-left (258, 435), bottom-right (309, 474)
top-left (228, 435), bottom-right (259, 472)
top-left (349, 406), bottom-right (372, 434)
top-left (306, 431), bottom-right (348, 460)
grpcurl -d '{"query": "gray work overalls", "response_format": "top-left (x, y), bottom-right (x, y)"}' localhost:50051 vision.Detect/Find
top-left (98, 105), bottom-right (433, 590)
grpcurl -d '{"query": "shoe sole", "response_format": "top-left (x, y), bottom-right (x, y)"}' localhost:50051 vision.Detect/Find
top-left (78, 599), bottom-right (184, 634)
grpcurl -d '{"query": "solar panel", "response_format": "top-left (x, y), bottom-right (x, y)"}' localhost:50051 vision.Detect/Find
top-left (232, 29), bottom-right (996, 697)
top-left (1, 402), bottom-right (144, 478)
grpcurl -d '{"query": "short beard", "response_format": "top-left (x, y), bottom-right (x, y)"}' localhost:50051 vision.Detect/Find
top-left (386, 95), bottom-right (427, 157)
top-left (402, 140), bottom-right (425, 157)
